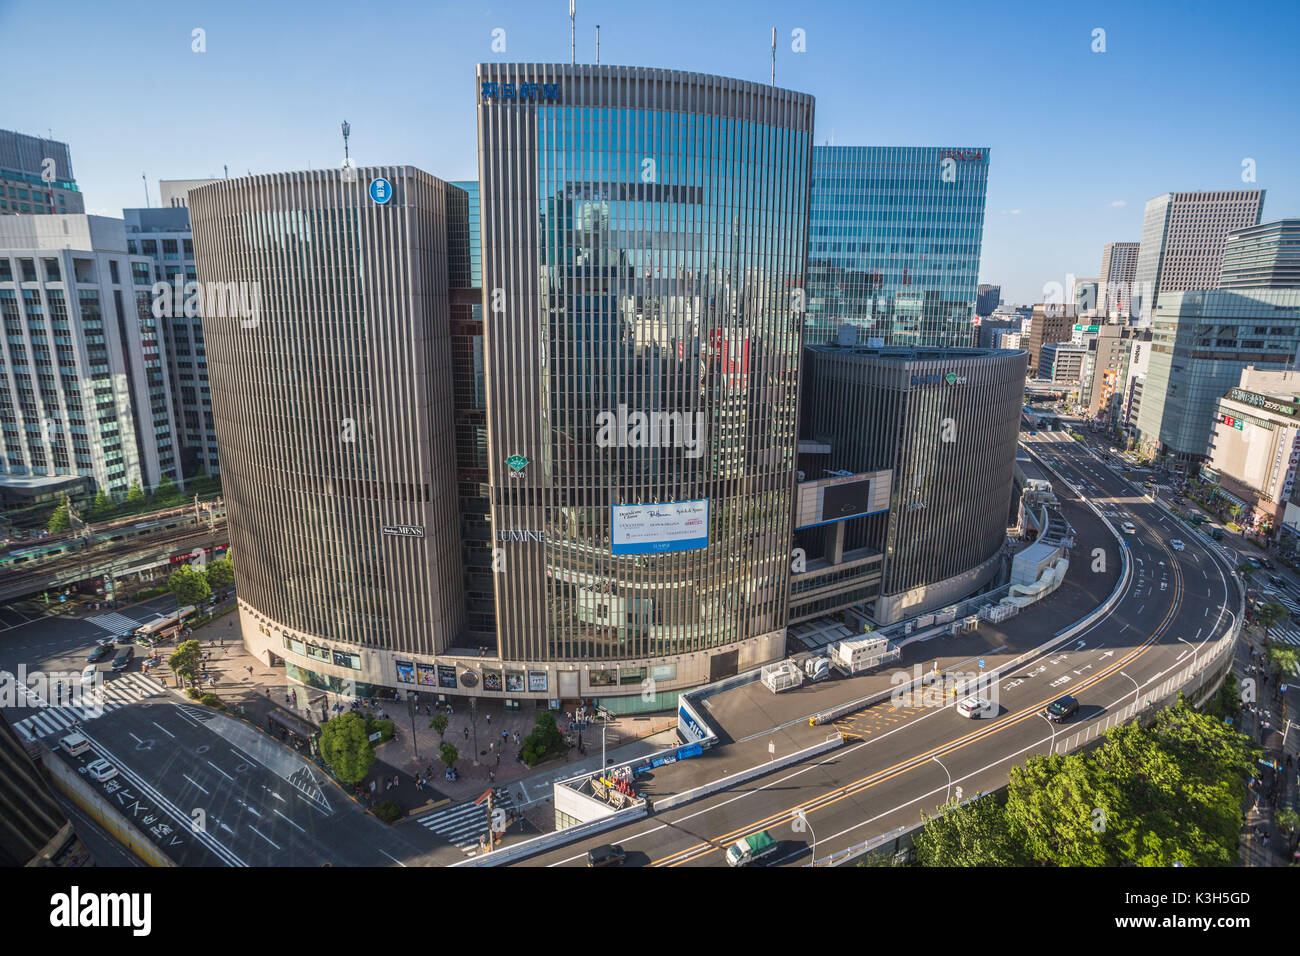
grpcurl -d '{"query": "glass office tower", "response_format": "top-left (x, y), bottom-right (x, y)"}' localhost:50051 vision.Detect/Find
top-left (806, 146), bottom-right (990, 348)
top-left (477, 64), bottom-right (813, 694)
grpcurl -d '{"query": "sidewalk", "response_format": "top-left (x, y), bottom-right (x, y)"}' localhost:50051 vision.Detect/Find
top-left (1234, 625), bottom-right (1298, 866)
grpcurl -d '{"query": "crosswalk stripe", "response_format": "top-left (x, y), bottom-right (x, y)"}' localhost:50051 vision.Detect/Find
top-left (11, 666), bottom-right (170, 740)
top-left (87, 612), bottom-right (142, 634)
top-left (415, 789), bottom-right (517, 848)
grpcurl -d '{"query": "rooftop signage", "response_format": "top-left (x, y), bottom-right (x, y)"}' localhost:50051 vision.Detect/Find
top-left (481, 81), bottom-right (560, 101)
top-left (1229, 387), bottom-right (1298, 417)
top-left (940, 149), bottom-right (983, 162)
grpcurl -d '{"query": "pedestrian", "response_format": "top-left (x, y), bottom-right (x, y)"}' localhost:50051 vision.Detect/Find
top-left (247, 666), bottom-right (253, 676)
top-left (502, 730), bottom-right (508, 742)
top-left (485, 713), bottom-right (491, 725)
top-left (464, 727), bottom-right (469, 739)
top-left (392, 774), bottom-right (399, 788)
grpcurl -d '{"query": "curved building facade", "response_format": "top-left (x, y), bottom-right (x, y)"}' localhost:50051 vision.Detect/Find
top-left (190, 168), bottom-right (465, 679)
top-left (478, 64), bottom-right (814, 692)
top-left (796, 345), bottom-right (1028, 624)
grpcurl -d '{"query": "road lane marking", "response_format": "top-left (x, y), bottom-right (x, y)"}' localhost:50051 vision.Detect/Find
top-left (206, 760), bottom-right (235, 781)
top-left (182, 774), bottom-right (210, 794)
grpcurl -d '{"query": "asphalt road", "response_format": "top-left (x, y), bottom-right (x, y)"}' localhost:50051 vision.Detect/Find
top-left (516, 430), bottom-right (1239, 867)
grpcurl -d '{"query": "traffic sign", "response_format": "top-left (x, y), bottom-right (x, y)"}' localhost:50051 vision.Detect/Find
top-left (369, 177), bottom-right (393, 204)
top-left (978, 659), bottom-right (985, 669)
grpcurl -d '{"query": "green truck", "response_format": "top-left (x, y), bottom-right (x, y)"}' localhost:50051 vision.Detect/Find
top-left (726, 829), bottom-right (778, 867)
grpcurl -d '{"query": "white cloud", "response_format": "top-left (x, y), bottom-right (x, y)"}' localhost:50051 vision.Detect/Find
top-left (1001, 208), bottom-right (1022, 216)
top-left (1108, 199), bottom-right (1127, 208)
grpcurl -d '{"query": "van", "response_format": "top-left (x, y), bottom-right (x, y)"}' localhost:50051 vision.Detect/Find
top-left (111, 646), bottom-right (134, 672)
top-left (726, 830), bottom-right (778, 867)
top-left (59, 733), bottom-right (91, 757)
top-left (1122, 522), bottom-right (1137, 535)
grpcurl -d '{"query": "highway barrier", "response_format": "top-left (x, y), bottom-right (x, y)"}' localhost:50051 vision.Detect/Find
top-left (450, 800), bottom-right (649, 867)
top-left (651, 731), bottom-right (844, 813)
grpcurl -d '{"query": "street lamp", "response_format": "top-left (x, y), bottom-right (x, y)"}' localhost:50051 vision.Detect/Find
top-left (406, 693), bottom-right (419, 760)
top-left (595, 705), bottom-right (613, 768)
top-left (1038, 711), bottom-right (1059, 756)
top-left (1120, 670), bottom-right (1141, 709)
top-left (1178, 638), bottom-right (1199, 674)
top-left (470, 697), bottom-right (479, 766)
top-left (932, 754), bottom-right (952, 803)
top-left (795, 809), bottom-right (818, 863)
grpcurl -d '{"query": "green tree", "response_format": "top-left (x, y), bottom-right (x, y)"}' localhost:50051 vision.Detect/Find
top-left (520, 711), bottom-right (565, 766)
top-left (1236, 562), bottom-right (1255, 584)
top-left (151, 475), bottom-right (182, 506)
top-left (1001, 701), bottom-right (1259, 867)
top-left (429, 713), bottom-right (449, 741)
top-left (46, 502), bottom-right (70, 534)
top-left (204, 556), bottom-right (234, 591)
top-left (168, 564), bottom-right (211, 607)
top-left (914, 792), bottom-right (1030, 866)
top-left (124, 480), bottom-right (146, 513)
top-left (439, 742), bottom-right (459, 770)
top-left (168, 639), bottom-right (203, 689)
top-left (1267, 644), bottom-right (1299, 678)
top-left (319, 712), bottom-right (376, 784)
top-left (88, 489), bottom-right (115, 522)
top-left (1257, 602), bottom-right (1288, 642)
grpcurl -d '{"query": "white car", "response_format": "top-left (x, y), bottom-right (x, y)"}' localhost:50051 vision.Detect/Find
top-left (1170, 539), bottom-right (1185, 551)
top-left (84, 758), bottom-right (118, 783)
top-left (80, 664), bottom-right (98, 686)
top-left (1122, 522), bottom-right (1137, 535)
top-left (956, 696), bottom-right (996, 718)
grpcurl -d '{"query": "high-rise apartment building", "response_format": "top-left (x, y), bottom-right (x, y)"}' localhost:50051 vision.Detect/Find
top-left (1099, 241), bottom-right (1139, 318)
top-left (1136, 289), bottom-right (1300, 463)
top-left (1133, 190), bottom-right (1265, 322)
top-left (191, 167), bottom-right (466, 691)
top-left (807, 146), bottom-right (990, 348)
top-left (1023, 304), bottom-right (1077, 377)
top-left (122, 206), bottom-right (219, 477)
top-left (1219, 219), bottom-right (1300, 290)
top-left (976, 283), bottom-right (1000, 317)
top-left (0, 130), bottom-right (84, 216)
top-left (476, 63), bottom-right (812, 704)
top-left (0, 215), bottom-right (180, 498)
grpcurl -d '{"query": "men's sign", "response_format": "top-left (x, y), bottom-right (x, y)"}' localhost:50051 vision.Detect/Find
top-left (382, 525), bottom-right (424, 538)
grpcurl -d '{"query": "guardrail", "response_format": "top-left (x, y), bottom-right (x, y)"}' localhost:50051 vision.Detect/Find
top-left (652, 732), bottom-right (844, 814)
top-left (808, 448), bottom-right (1134, 728)
top-left (450, 800), bottom-right (649, 867)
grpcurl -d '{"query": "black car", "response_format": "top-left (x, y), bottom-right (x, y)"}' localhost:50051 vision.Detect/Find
top-left (111, 647), bottom-right (135, 672)
top-left (115, 630), bottom-right (137, 644)
top-left (1260, 558), bottom-right (1276, 571)
top-left (86, 644), bottom-right (112, 663)
top-left (587, 844), bottom-right (627, 867)
top-left (1044, 695), bottom-right (1079, 723)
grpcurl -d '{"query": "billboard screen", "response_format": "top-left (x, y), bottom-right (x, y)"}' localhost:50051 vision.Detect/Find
top-left (794, 471), bottom-right (891, 529)
top-left (611, 500), bottom-right (709, 554)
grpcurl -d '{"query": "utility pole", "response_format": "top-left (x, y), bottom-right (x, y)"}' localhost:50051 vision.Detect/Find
top-left (407, 693), bottom-right (419, 759)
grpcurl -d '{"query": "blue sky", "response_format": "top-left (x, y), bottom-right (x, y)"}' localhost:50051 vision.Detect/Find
top-left (3, 0), bottom-right (1296, 304)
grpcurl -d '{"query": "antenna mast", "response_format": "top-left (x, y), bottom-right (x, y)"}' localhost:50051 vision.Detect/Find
top-left (342, 120), bottom-right (352, 167)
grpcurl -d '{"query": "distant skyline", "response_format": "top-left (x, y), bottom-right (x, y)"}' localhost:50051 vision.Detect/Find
top-left (2, 0), bottom-right (1296, 304)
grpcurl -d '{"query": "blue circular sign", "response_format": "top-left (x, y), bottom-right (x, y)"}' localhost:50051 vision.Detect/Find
top-left (369, 178), bottom-right (393, 204)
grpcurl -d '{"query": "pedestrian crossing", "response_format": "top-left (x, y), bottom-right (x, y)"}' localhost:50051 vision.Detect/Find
top-left (415, 788), bottom-right (517, 850)
top-left (87, 611), bottom-right (142, 635)
top-left (8, 672), bottom-right (168, 743)
top-left (1267, 623), bottom-right (1300, 649)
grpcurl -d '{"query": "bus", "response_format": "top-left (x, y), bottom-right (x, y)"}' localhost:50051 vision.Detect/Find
top-left (133, 606), bottom-right (199, 644)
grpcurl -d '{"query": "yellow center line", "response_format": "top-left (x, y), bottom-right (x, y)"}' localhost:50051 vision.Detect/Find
top-left (655, 463), bottom-right (1188, 867)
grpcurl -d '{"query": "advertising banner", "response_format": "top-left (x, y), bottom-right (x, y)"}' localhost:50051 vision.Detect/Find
top-left (395, 660), bottom-right (415, 684)
top-left (611, 499), bottom-right (709, 555)
top-left (528, 670), bottom-right (548, 692)
top-left (437, 665), bottom-right (457, 689)
top-left (416, 663), bottom-right (437, 687)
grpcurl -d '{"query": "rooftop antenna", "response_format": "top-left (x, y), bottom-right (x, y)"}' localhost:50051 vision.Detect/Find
top-left (224, 164), bottom-right (229, 179)
top-left (596, 24), bottom-right (600, 65)
top-left (341, 120), bottom-right (353, 168)
top-left (142, 173), bottom-right (151, 208)
top-left (570, 0), bottom-right (575, 65)
top-left (771, 27), bottom-right (776, 85)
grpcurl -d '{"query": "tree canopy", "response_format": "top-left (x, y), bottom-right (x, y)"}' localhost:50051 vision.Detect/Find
top-left (319, 712), bottom-right (376, 784)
